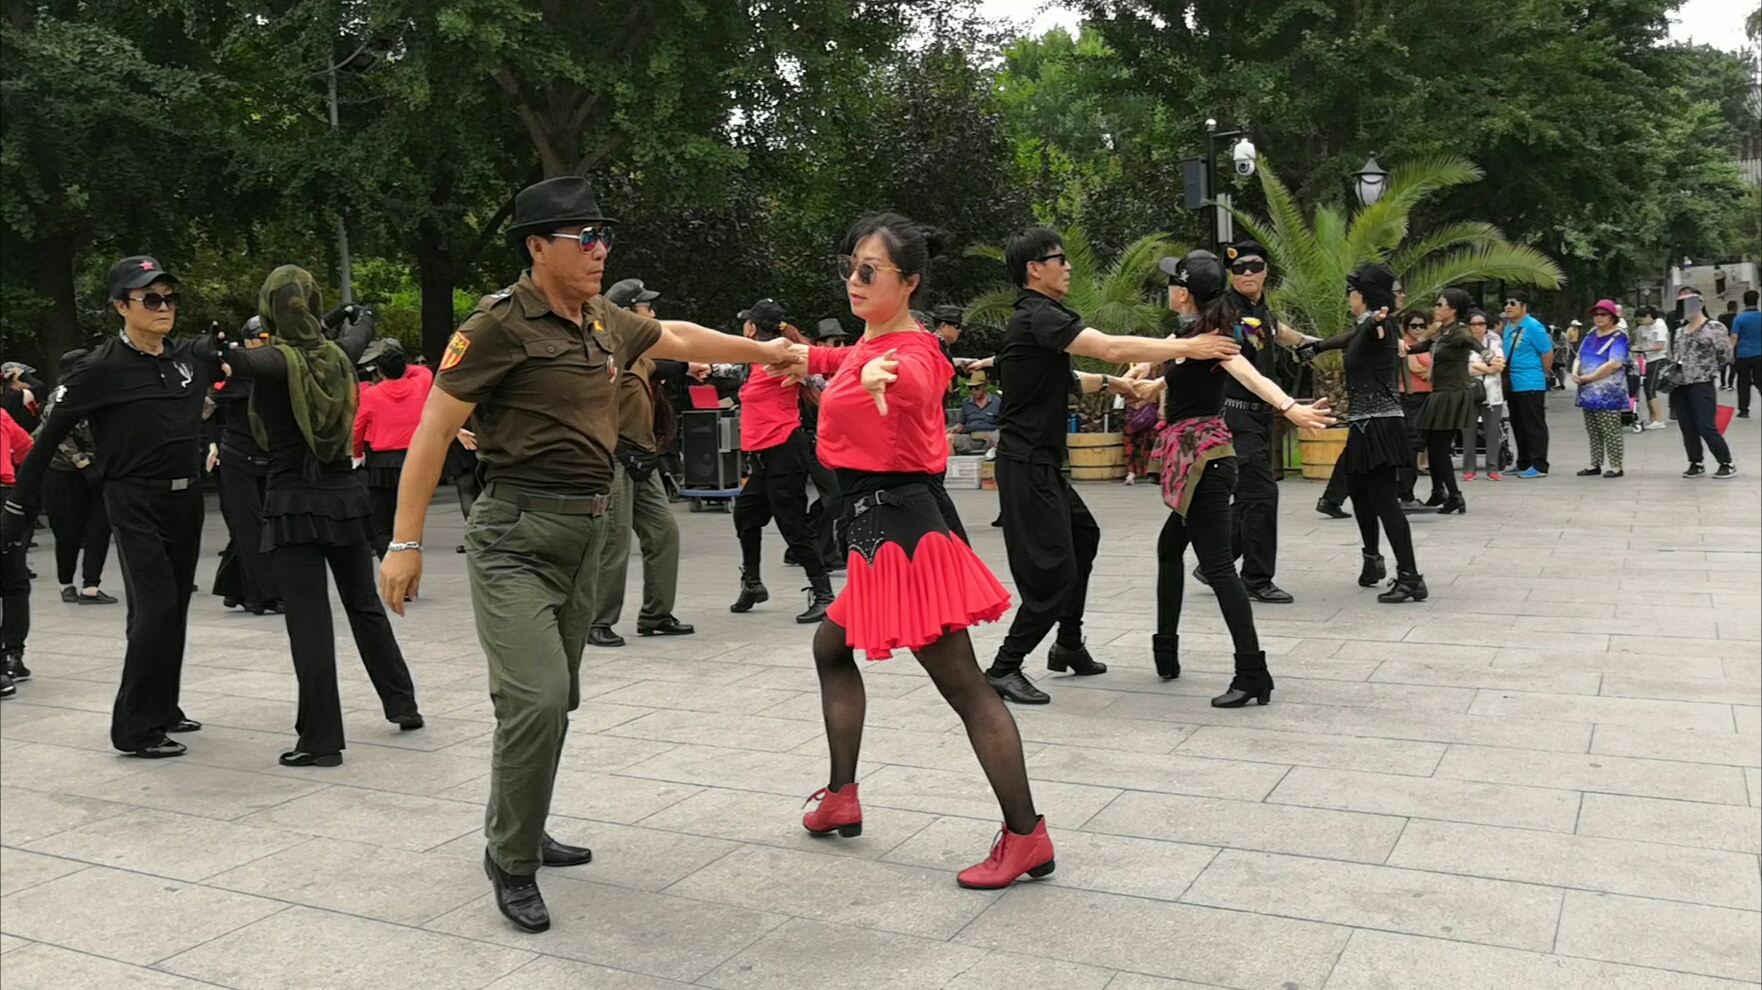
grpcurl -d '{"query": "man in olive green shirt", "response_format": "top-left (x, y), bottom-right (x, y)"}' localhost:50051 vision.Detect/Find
top-left (379, 176), bottom-right (795, 934)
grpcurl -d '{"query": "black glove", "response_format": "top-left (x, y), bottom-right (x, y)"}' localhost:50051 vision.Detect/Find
top-left (1295, 342), bottom-right (1319, 363)
top-left (1, 500), bottom-right (28, 551)
top-left (321, 304), bottom-right (357, 330)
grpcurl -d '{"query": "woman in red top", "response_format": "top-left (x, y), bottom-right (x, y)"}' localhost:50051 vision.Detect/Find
top-left (353, 342), bottom-right (432, 558)
top-left (729, 300), bottom-right (832, 623)
top-left (794, 213), bottom-right (1051, 890)
top-left (1, 408), bottom-right (33, 698)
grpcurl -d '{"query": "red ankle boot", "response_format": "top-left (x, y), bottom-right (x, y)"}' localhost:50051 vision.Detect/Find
top-left (802, 783), bottom-right (862, 837)
top-left (956, 816), bottom-right (1055, 889)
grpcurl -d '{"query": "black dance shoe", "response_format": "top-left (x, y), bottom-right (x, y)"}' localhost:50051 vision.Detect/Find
top-left (1047, 641), bottom-right (1107, 676)
top-left (484, 852), bottom-right (550, 933)
top-left (167, 719), bottom-right (201, 733)
top-left (1315, 499), bottom-right (1351, 519)
top-left (1357, 552), bottom-right (1386, 587)
top-left (61, 586), bottom-right (79, 603)
top-left (988, 669), bottom-right (1051, 705)
top-left (1436, 494), bottom-right (1467, 515)
top-left (126, 737), bottom-right (187, 759)
top-left (730, 568), bottom-right (769, 613)
top-left (540, 832), bottom-right (593, 867)
top-left (1246, 583), bottom-right (1295, 604)
top-left (279, 750), bottom-right (342, 767)
top-left (796, 577), bottom-right (834, 624)
top-left (1152, 633), bottom-right (1180, 681)
top-left (1377, 570), bottom-right (1429, 604)
top-left (388, 713), bottom-right (425, 731)
top-left (1212, 654), bottom-right (1274, 708)
top-left (637, 615), bottom-right (695, 637)
top-left (587, 625), bottom-right (626, 648)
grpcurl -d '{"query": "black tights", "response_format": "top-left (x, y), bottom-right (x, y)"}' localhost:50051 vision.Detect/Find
top-left (811, 619), bottom-right (1037, 835)
top-left (1347, 466), bottom-right (1418, 574)
top-left (1154, 460), bottom-right (1259, 656)
top-left (1425, 429), bottom-right (1459, 499)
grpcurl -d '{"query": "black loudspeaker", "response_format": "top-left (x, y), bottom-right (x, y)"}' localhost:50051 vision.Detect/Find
top-left (1182, 158), bottom-right (1209, 211)
top-left (681, 410), bottom-right (741, 490)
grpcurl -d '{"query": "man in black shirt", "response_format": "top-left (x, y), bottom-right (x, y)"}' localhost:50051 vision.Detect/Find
top-left (210, 317), bottom-right (282, 615)
top-left (987, 227), bottom-right (1241, 704)
top-left (4, 256), bottom-right (221, 758)
top-left (1201, 241), bottom-right (1315, 605)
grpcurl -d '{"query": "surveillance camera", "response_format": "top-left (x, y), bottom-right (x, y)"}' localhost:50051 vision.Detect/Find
top-left (1232, 137), bottom-right (1257, 177)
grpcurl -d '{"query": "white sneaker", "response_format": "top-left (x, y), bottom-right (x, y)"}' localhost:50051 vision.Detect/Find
top-left (1643, 421), bottom-right (1667, 431)
top-left (1123, 473), bottom-right (1137, 486)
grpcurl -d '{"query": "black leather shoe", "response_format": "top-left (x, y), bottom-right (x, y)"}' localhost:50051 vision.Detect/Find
top-left (587, 625), bottom-right (626, 648)
top-left (1315, 499), bottom-right (1351, 519)
top-left (1, 672), bottom-right (15, 698)
top-left (1047, 641), bottom-right (1107, 676)
top-left (1190, 565), bottom-right (1213, 589)
top-left (388, 713), bottom-right (425, 731)
top-left (540, 832), bottom-right (593, 867)
top-left (637, 615), bottom-right (695, 637)
top-left (1246, 583), bottom-right (1294, 604)
top-left (246, 600), bottom-right (284, 615)
top-left (279, 749), bottom-right (342, 767)
top-left (484, 852), bottom-right (550, 933)
top-left (60, 586), bottom-right (78, 603)
top-left (5, 652), bottom-right (29, 682)
top-left (126, 737), bottom-right (187, 759)
top-left (167, 718), bottom-right (201, 733)
top-left (77, 589), bottom-right (119, 605)
top-left (988, 669), bottom-right (1051, 704)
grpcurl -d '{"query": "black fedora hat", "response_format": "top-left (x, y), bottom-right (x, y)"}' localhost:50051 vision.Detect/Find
top-left (505, 176), bottom-right (616, 248)
top-left (815, 317), bottom-right (847, 341)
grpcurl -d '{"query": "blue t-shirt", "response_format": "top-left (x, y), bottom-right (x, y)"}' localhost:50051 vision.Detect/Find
top-left (1732, 308), bottom-right (1762, 360)
top-left (1502, 315), bottom-right (1551, 392)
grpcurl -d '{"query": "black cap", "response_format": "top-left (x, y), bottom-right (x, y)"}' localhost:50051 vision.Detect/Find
top-left (1346, 261), bottom-right (1398, 311)
top-left (605, 278), bottom-right (660, 309)
top-left (815, 317), bottom-right (847, 340)
top-left (931, 304), bottom-right (964, 327)
top-left (738, 298), bottom-right (786, 325)
top-left (106, 255), bottom-right (178, 300)
top-left (1225, 240), bottom-right (1269, 264)
top-left (504, 176), bottom-right (615, 248)
top-left (1161, 250), bottom-right (1227, 304)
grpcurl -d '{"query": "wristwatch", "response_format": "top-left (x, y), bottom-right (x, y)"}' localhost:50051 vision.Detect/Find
top-left (387, 541), bottom-right (423, 553)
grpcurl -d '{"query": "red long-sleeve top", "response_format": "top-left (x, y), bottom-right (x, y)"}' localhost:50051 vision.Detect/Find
top-left (353, 365), bottom-right (433, 457)
top-left (738, 365), bottom-right (802, 451)
top-left (811, 328), bottom-right (953, 474)
top-left (1, 409), bottom-right (33, 485)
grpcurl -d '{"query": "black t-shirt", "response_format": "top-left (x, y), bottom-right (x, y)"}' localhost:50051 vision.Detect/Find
top-left (15, 331), bottom-right (221, 503)
top-left (1162, 349), bottom-right (1230, 422)
top-left (1225, 287), bottom-right (1279, 404)
top-left (996, 290), bottom-right (1083, 462)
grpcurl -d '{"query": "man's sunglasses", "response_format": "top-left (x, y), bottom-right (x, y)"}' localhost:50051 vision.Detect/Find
top-left (1503, 299), bottom-right (1522, 307)
top-left (130, 292), bottom-right (178, 311)
top-left (836, 255), bottom-right (904, 285)
top-left (1230, 260), bottom-right (1268, 275)
top-left (1033, 252), bottom-right (1067, 266)
top-left (545, 226), bottom-right (616, 250)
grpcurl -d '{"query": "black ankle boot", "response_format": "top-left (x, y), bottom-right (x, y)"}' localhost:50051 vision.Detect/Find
top-left (730, 566), bottom-right (768, 613)
top-left (796, 574), bottom-right (834, 624)
top-left (1047, 640), bottom-right (1107, 676)
top-left (1212, 651), bottom-right (1273, 708)
top-left (1377, 569), bottom-right (1429, 603)
top-left (1151, 633), bottom-right (1180, 681)
top-left (1357, 552), bottom-right (1386, 588)
top-left (1437, 494), bottom-right (1466, 515)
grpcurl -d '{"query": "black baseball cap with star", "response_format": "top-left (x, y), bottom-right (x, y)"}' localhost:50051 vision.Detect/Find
top-left (106, 256), bottom-right (179, 300)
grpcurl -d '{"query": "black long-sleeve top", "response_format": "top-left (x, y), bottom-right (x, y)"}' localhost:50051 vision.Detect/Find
top-left (223, 315), bottom-right (375, 489)
top-left (1313, 312), bottom-right (1403, 420)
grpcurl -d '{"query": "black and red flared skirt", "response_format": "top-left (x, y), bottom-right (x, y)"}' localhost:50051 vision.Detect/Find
top-left (827, 475), bottom-right (1010, 660)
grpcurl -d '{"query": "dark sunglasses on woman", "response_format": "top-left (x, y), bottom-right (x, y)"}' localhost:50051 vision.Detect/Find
top-left (836, 255), bottom-right (904, 285)
top-left (130, 292), bottom-right (178, 311)
top-left (1230, 259), bottom-right (1267, 275)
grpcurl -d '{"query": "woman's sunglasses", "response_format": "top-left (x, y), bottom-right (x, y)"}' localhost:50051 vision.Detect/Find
top-left (545, 226), bottom-right (616, 251)
top-left (1230, 260), bottom-right (1267, 275)
top-left (836, 255), bottom-right (904, 285)
top-left (130, 292), bottom-right (178, 311)
top-left (1469, 320), bottom-right (1488, 327)
top-left (1406, 321), bottom-right (1427, 330)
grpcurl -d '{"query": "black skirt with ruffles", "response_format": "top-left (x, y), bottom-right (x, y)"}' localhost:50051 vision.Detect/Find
top-left (1340, 416), bottom-right (1413, 476)
top-left (261, 471), bottom-right (374, 550)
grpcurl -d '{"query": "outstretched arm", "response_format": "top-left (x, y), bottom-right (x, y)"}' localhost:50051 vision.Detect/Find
top-left (1220, 355), bottom-right (1335, 429)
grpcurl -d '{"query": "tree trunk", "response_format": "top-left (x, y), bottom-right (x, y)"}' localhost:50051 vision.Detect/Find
top-left (37, 232), bottom-right (83, 377)
top-left (414, 237), bottom-right (456, 367)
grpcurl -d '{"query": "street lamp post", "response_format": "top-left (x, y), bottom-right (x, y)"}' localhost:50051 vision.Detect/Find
top-left (1203, 119), bottom-right (1254, 253)
top-left (1353, 155), bottom-right (1389, 208)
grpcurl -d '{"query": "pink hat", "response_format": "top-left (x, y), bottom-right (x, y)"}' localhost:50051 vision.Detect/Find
top-left (1589, 299), bottom-right (1620, 316)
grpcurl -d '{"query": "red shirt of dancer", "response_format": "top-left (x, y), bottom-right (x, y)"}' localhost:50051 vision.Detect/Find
top-left (353, 365), bottom-right (433, 457)
top-left (810, 328), bottom-right (951, 473)
top-left (738, 366), bottom-right (802, 452)
top-left (0, 409), bottom-right (32, 485)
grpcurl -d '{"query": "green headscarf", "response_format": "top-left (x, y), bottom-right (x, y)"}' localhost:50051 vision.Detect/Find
top-left (251, 265), bottom-right (357, 464)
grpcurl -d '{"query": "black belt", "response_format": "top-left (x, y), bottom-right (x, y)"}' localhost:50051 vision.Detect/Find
top-left (484, 481), bottom-right (611, 516)
top-left (113, 475), bottom-right (198, 491)
top-left (1223, 398), bottom-right (1270, 412)
top-left (850, 483), bottom-right (928, 518)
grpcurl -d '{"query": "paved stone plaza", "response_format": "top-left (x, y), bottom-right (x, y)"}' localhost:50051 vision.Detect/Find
top-left (2, 402), bottom-right (1758, 990)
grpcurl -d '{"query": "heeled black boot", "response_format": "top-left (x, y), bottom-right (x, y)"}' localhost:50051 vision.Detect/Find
top-left (1151, 633), bottom-right (1180, 681)
top-left (1211, 651), bottom-right (1274, 708)
top-left (796, 574), bottom-right (834, 624)
top-left (1047, 640), bottom-right (1107, 676)
top-left (1436, 493), bottom-right (1467, 515)
top-left (1377, 569), bottom-right (1429, 603)
top-left (1357, 552), bottom-right (1386, 588)
top-left (730, 566), bottom-right (768, 613)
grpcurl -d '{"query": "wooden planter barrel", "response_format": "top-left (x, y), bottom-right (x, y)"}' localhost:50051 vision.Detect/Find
top-left (1297, 426), bottom-right (1350, 480)
top-left (1068, 432), bottom-right (1126, 481)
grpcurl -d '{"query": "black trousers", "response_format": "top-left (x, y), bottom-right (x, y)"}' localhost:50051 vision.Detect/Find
top-left (1156, 460), bottom-right (1258, 654)
top-left (1735, 356), bottom-right (1761, 415)
top-left (734, 429), bottom-right (826, 581)
top-left (1, 485), bottom-right (29, 654)
top-left (993, 455), bottom-right (1098, 667)
top-left (271, 540), bottom-right (418, 755)
top-left (1508, 390), bottom-right (1550, 473)
top-left (1321, 461), bottom-right (1350, 506)
top-left (369, 481), bottom-right (399, 559)
top-left (804, 444), bottom-right (845, 568)
top-left (216, 457), bottom-right (278, 605)
top-left (104, 480), bottom-right (202, 751)
top-left (43, 467), bottom-right (110, 589)
top-left (1349, 465), bottom-right (1417, 574)
top-left (1224, 406), bottom-right (1278, 587)
top-left (1671, 381), bottom-right (1733, 466)
top-left (1425, 429), bottom-right (1460, 499)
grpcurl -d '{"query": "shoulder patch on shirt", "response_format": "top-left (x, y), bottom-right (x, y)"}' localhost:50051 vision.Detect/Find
top-left (439, 332), bottom-right (470, 371)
